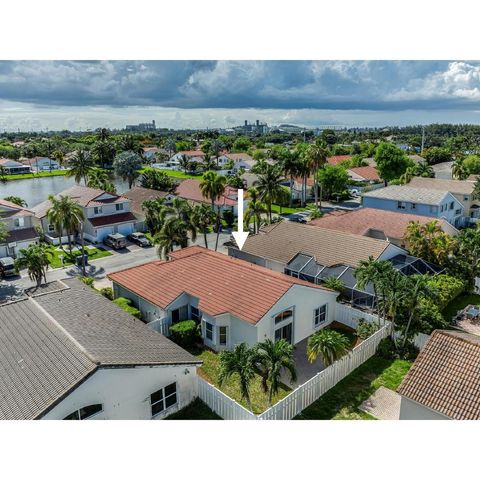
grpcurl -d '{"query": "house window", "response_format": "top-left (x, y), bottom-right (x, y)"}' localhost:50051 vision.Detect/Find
top-left (205, 322), bottom-right (213, 341)
top-left (14, 217), bottom-right (25, 227)
top-left (450, 202), bottom-right (454, 210)
top-left (464, 195), bottom-right (470, 201)
top-left (219, 326), bottom-right (228, 346)
top-left (94, 206), bottom-right (103, 215)
top-left (313, 304), bottom-right (328, 327)
top-left (116, 203), bottom-right (124, 211)
top-left (63, 404), bottom-right (103, 420)
top-left (411, 203), bottom-right (416, 210)
top-left (48, 224), bottom-right (55, 233)
top-left (455, 209), bottom-right (462, 215)
top-left (191, 306), bottom-right (201, 321)
top-left (150, 383), bottom-right (177, 417)
top-left (274, 309), bottom-right (293, 324)
top-left (397, 201), bottom-right (406, 210)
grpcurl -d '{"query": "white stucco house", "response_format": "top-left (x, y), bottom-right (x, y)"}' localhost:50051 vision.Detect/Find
top-left (0, 278), bottom-right (201, 420)
top-left (109, 246), bottom-right (340, 352)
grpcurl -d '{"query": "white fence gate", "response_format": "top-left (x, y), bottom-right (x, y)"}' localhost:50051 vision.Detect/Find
top-left (147, 317), bottom-right (171, 336)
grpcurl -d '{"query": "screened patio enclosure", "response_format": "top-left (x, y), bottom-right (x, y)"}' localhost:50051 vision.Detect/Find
top-left (284, 252), bottom-right (442, 309)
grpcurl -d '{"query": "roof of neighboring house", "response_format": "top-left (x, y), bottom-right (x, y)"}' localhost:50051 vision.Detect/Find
top-left (0, 278), bottom-right (199, 420)
top-left (238, 221), bottom-right (391, 267)
top-left (397, 330), bottom-right (480, 420)
top-left (327, 155), bottom-right (352, 166)
top-left (347, 166), bottom-right (381, 182)
top-left (4, 227), bottom-right (39, 244)
top-left (408, 176), bottom-right (475, 195)
top-left (308, 208), bottom-right (457, 239)
top-left (225, 153), bottom-right (254, 163)
top-left (177, 150), bottom-right (205, 157)
top-left (362, 185), bottom-right (453, 205)
top-left (175, 179), bottom-right (237, 206)
top-left (122, 186), bottom-right (171, 216)
top-left (0, 158), bottom-right (25, 167)
top-left (408, 154), bottom-right (427, 164)
top-left (31, 185), bottom-right (129, 218)
top-left (0, 198), bottom-right (34, 218)
top-left (109, 246), bottom-right (334, 325)
top-left (89, 212), bottom-right (137, 227)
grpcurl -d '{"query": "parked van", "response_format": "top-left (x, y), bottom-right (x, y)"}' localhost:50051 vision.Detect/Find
top-left (104, 233), bottom-right (127, 250)
top-left (0, 257), bottom-right (16, 278)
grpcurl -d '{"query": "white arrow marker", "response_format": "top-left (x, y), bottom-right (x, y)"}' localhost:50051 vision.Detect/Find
top-left (232, 188), bottom-right (249, 250)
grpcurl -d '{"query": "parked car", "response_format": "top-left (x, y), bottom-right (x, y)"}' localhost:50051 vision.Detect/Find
top-left (348, 188), bottom-right (360, 197)
top-left (128, 232), bottom-right (151, 247)
top-left (104, 233), bottom-right (127, 250)
top-left (0, 257), bottom-right (16, 278)
top-left (289, 212), bottom-right (310, 223)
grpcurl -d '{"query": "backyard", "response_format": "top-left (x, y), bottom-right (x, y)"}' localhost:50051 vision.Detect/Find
top-left (46, 245), bottom-right (112, 268)
top-left (2, 170), bottom-right (68, 181)
top-left (442, 293), bottom-right (480, 323)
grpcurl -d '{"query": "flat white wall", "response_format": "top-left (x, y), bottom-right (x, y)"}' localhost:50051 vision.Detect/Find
top-left (399, 396), bottom-right (449, 420)
top-left (42, 365), bottom-right (198, 420)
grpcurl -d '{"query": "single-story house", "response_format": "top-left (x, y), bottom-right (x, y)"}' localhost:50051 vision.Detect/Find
top-left (31, 185), bottom-right (137, 244)
top-left (327, 155), bottom-right (352, 166)
top-left (143, 147), bottom-right (169, 162)
top-left (362, 185), bottom-right (464, 227)
top-left (0, 198), bottom-right (40, 258)
top-left (170, 150), bottom-right (206, 167)
top-left (0, 158), bottom-right (31, 175)
top-left (228, 221), bottom-right (441, 308)
top-left (20, 156), bottom-right (60, 171)
top-left (225, 152), bottom-right (256, 171)
top-left (308, 208), bottom-right (458, 248)
top-left (347, 166), bottom-right (382, 184)
top-left (398, 330), bottom-right (480, 420)
top-left (109, 246), bottom-right (339, 351)
top-left (0, 278), bottom-right (200, 420)
top-left (122, 186), bottom-right (175, 232)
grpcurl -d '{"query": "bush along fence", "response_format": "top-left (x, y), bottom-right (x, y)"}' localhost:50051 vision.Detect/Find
top-left (196, 322), bottom-right (391, 421)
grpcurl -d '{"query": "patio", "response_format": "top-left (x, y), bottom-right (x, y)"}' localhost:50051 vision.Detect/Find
top-left (453, 304), bottom-right (480, 335)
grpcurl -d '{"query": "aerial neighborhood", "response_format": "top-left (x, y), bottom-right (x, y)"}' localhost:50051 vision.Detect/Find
top-left (2, 121), bottom-right (480, 421)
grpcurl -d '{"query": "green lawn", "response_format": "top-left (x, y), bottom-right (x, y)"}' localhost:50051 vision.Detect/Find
top-left (194, 348), bottom-right (292, 415)
top-left (47, 246), bottom-right (112, 268)
top-left (3, 170), bottom-right (68, 181)
top-left (442, 293), bottom-right (480, 322)
top-left (295, 356), bottom-right (412, 420)
top-left (271, 203), bottom-right (315, 215)
top-left (140, 168), bottom-right (201, 180)
top-left (165, 398), bottom-right (221, 420)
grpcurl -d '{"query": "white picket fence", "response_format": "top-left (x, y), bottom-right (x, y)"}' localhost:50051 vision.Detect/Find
top-left (335, 303), bottom-right (384, 329)
top-left (196, 322), bottom-right (390, 420)
top-left (197, 377), bottom-right (257, 420)
top-left (148, 317), bottom-right (171, 336)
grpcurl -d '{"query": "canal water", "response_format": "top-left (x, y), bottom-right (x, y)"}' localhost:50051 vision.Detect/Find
top-left (0, 175), bottom-right (130, 208)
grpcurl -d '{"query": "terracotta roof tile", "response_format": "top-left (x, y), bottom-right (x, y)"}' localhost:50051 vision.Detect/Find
top-left (89, 212), bottom-right (136, 227)
top-left (175, 179), bottom-right (237, 206)
top-left (348, 166), bottom-right (381, 181)
top-left (122, 186), bottom-right (170, 215)
top-left (327, 155), bottom-right (352, 166)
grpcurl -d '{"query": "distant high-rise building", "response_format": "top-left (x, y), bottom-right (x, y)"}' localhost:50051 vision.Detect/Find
top-left (125, 120), bottom-right (156, 132)
top-left (233, 120), bottom-right (269, 135)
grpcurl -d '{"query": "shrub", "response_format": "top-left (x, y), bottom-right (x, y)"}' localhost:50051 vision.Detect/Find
top-left (99, 287), bottom-right (114, 300)
top-left (79, 276), bottom-right (94, 288)
top-left (222, 210), bottom-right (235, 228)
top-left (377, 337), bottom-right (418, 361)
top-left (427, 274), bottom-right (466, 310)
top-left (170, 320), bottom-right (198, 347)
top-left (113, 297), bottom-right (141, 319)
top-left (356, 319), bottom-right (378, 340)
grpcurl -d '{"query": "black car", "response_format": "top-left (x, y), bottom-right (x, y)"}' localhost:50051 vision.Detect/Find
top-left (127, 232), bottom-right (151, 247)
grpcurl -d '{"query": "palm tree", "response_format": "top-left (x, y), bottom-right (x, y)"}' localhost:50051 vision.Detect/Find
top-left (399, 165), bottom-right (416, 184)
top-left (3, 196), bottom-right (27, 207)
top-left (254, 164), bottom-right (285, 222)
top-left (296, 154), bottom-right (312, 207)
top-left (86, 168), bottom-right (116, 193)
top-left (142, 198), bottom-right (170, 235)
top-left (15, 244), bottom-right (51, 287)
top-left (165, 137), bottom-right (177, 159)
top-left (452, 158), bottom-right (467, 180)
top-left (96, 127), bottom-right (110, 141)
top-left (210, 139), bottom-right (224, 166)
top-left (66, 149), bottom-right (95, 185)
top-left (154, 217), bottom-right (189, 259)
top-left (118, 135), bottom-right (143, 155)
top-left (52, 149), bottom-right (65, 168)
top-left (46, 195), bottom-right (66, 250)
top-left (113, 151), bottom-right (143, 189)
top-left (322, 276), bottom-right (345, 295)
top-left (245, 198), bottom-right (267, 234)
top-left (254, 339), bottom-right (297, 405)
top-left (192, 203), bottom-right (216, 248)
top-left (414, 161), bottom-right (434, 178)
top-left (307, 329), bottom-right (350, 366)
top-left (178, 154), bottom-right (190, 174)
top-left (0, 166), bottom-right (7, 183)
top-left (307, 142), bottom-right (328, 207)
top-left (282, 150), bottom-right (300, 207)
top-left (381, 269), bottom-right (407, 343)
top-left (218, 342), bottom-right (256, 411)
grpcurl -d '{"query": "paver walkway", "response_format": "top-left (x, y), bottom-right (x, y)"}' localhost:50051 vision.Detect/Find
top-left (359, 386), bottom-right (401, 420)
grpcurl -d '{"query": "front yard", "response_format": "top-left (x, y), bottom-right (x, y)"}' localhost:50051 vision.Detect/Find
top-left (295, 356), bottom-right (412, 420)
top-left (46, 245), bottom-right (112, 268)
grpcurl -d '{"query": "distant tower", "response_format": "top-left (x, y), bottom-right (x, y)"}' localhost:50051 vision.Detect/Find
top-left (421, 125), bottom-right (425, 153)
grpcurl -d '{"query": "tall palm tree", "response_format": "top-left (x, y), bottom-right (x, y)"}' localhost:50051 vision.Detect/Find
top-left (118, 135), bottom-right (143, 155)
top-left (46, 195), bottom-right (66, 250)
top-left (282, 150), bottom-right (301, 207)
top-left (254, 339), bottom-right (297, 405)
top-left (307, 329), bottom-right (350, 366)
top-left (66, 149), bottom-right (95, 185)
top-left (254, 164), bottom-right (285, 222)
top-left (178, 154), bottom-right (190, 174)
top-left (307, 142), bottom-right (328, 207)
top-left (113, 151), bottom-right (143, 189)
top-left (452, 158), bottom-right (467, 180)
top-left (154, 217), bottom-right (189, 259)
top-left (15, 244), bottom-right (51, 287)
top-left (381, 269), bottom-right (407, 343)
top-left (86, 168), bottom-right (116, 193)
top-left (52, 149), bottom-right (65, 168)
top-left (414, 161), bottom-right (434, 178)
top-left (296, 154), bottom-right (312, 207)
top-left (165, 137), bottom-right (177, 159)
top-left (192, 203), bottom-right (216, 249)
top-left (245, 198), bottom-right (267, 234)
top-left (218, 342), bottom-right (256, 411)
top-left (142, 198), bottom-right (170, 235)
top-left (96, 127), bottom-right (110, 141)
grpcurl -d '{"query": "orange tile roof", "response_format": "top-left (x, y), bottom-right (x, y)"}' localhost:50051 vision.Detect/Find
top-left (175, 179), bottom-right (237, 206)
top-left (327, 155), bottom-right (352, 166)
top-left (398, 330), bottom-right (480, 420)
top-left (308, 208), bottom-right (453, 240)
top-left (348, 166), bottom-right (381, 181)
top-left (178, 150), bottom-right (205, 157)
top-left (108, 246), bottom-right (333, 325)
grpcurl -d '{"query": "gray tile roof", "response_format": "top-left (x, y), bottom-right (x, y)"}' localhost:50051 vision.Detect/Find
top-left (0, 278), bottom-right (200, 420)
top-left (362, 185), bottom-right (450, 205)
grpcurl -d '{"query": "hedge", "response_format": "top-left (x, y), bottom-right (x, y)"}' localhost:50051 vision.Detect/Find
top-left (427, 274), bottom-right (466, 310)
top-left (113, 297), bottom-right (141, 319)
top-left (169, 320), bottom-right (198, 347)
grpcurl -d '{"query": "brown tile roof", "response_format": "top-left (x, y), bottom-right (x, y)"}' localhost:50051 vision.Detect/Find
top-left (109, 246), bottom-right (334, 325)
top-left (0, 278), bottom-right (200, 420)
top-left (348, 166), bottom-right (381, 181)
top-left (239, 221), bottom-right (391, 267)
top-left (122, 187), bottom-right (170, 216)
top-left (89, 212), bottom-right (136, 227)
top-left (178, 150), bottom-right (205, 157)
top-left (175, 179), bottom-right (237, 206)
top-left (398, 330), bottom-right (480, 420)
top-left (408, 176), bottom-right (475, 195)
top-left (4, 227), bottom-right (39, 244)
top-left (0, 198), bottom-right (34, 218)
top-left (327, 155), bottom-right (352, 166)
top-left (308, 208), bottom-right (455, 240)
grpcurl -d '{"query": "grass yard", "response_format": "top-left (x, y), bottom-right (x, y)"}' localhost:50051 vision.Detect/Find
top-left (442, 293), bottom-right (480, 322)
top-left (165, 398), bottom-right (221, 420)
top-left (194, 348), bottom-right (291, 415)
top-left (271, 204), bottom-right (311, 215)
top-left (3, 170), bottom-right (68, 181)
top-left (295, 356), bottom-right (412, 420)
top-left (140, 168), bottom-right (201, 180)
top-left (47, 246), bottom-right (112, 268)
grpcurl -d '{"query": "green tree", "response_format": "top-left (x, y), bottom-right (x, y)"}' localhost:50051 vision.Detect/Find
top-left (307, 329), bottom-right (350, 366)
top-left (192, 203), bottom-right (216, 249)
top-left (210, 139), bottom-right (224, 166)
top-left (118, 135), bottom-right (143, 155)
top-left (165, 138), bottom-right (177, 158)
top-left (86, 168), bottom-right (116, 193)
top-left (0, 220), bottom-right (7, 243)
top-left (463, 155), bottom-right (480, 175)
top-left (414, 161), bottom-right (434, 178)
top-left (91, 140), bottom-right (117, 168)
top-left (66, 149), bottom-right (95, 185)
top-left (154, 217), bottom-right (190, 259)
top-left (282, 149), bottom-right (301, 207)
top-left (317, 165), bottom-right (349, 200)
top-left (142, 197), bottom-right (170, 235)
top-left (3, 196), bottom-right (27, 207)
top-left (307, 142), bottom-right (328, 207)
top-left (254, 339), bottom-right (297, 405)
top-left (374, 142), bottom-right (412, 184)
top-left (322, 276), bottom-right (345, 295)
top-left (232, 137), bottom-right (251, 152)
top-left (254, 164), bottom-right (285, 222)
top-left (473, 178), bottom-right (480, 201)
top-left (15, 244), bottom-right (52, 287)
top-left (113, 151), bottom-right (143, 189)
top-left (140, 169), bottom-right (175, 191)
top-left (218, 342), bottom-right (256, 411)
top-left (423, 147), bottom-right (452, 165)
top-left (178, 154), bottom-right (190, 174)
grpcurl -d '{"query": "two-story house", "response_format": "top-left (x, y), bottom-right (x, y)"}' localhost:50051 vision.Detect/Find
top-left (362, 185), bottom-right (464, 227)
top-left (20, 156), bottom-right (60, 172)
top-left (109, 246), bottom-right (339, 352)
top-left (31, 185), bottom-right (137, 244)
top-left (0, 198), bottom-right (40, 258)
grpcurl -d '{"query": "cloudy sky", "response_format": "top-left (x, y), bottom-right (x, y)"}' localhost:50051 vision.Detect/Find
top-left (1, 60), bottom-right (480, 131)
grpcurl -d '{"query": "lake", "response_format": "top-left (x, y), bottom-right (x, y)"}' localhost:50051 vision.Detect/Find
top-left (0, 174), bottom-right (131, 208)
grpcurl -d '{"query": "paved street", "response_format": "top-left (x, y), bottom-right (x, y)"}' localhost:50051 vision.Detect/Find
top-left (0, 232), bottom-right (232, 302)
